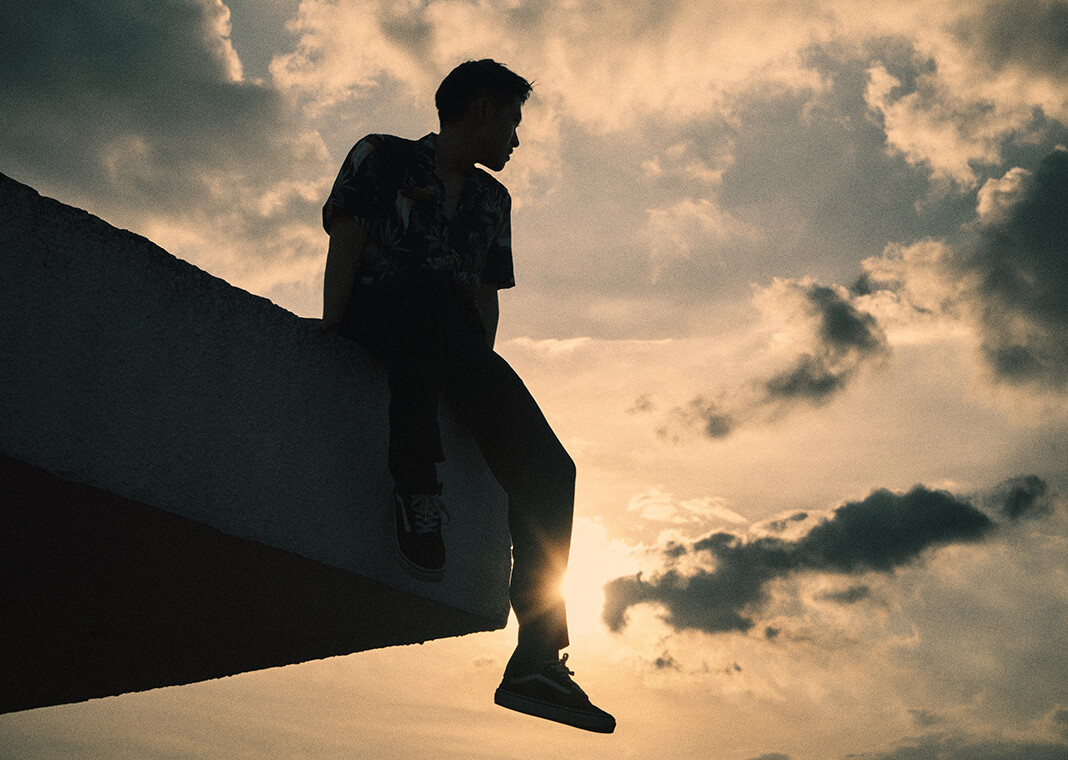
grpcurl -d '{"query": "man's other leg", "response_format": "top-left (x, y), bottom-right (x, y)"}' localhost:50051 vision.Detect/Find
top-left (437, 328), bottom-right (573, 655)
top-left (340, 275), bottom-right (450, 579)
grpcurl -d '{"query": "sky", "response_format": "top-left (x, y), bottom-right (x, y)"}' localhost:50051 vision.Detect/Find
top-left (2, 0), bottom-right (1068, 758)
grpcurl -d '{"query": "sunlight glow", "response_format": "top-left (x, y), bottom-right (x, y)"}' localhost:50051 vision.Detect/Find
top-left (562, 518), bottom-right (639, 638)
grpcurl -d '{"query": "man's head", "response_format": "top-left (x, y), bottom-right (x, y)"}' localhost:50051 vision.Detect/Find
top-left (436, 60), bottom-right (531, 171)
top-left (435, 59), bottom-right (532, 127)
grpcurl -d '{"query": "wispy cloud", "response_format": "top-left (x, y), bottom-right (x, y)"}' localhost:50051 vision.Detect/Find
top-left (656, 278), bottom-right (889, 440)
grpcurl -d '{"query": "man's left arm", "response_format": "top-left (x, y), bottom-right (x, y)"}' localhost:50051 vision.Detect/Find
top-left (477, 283), bottom-right (500, 349)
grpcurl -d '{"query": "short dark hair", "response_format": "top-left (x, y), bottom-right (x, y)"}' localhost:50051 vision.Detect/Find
top-left (435, 59), bottom-right (532, 125)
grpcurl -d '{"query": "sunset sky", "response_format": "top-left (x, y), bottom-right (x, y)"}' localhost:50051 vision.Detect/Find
top-left (2, 1), bottom-right (1068, 758)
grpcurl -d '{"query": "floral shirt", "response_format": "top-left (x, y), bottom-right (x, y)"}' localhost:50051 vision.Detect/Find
top-left (323, 133), bottom-right (515, 304)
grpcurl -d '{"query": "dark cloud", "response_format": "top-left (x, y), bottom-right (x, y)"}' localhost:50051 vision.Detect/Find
top-left (795, 487), bottom-right (992, 572)
top-left (956, 0), bottom-right (1068, 79)
top-left (763, 282), bottom-right (888, 404)
top-left (763, 512), bottom-right (809, 533)
top-left (0, 0), bottom-right (286, 206)
top-left (603, 484), bottom-right (993, 635)
top-left (652, 652), bottom-right (680, 670)
top-left (764, 354), bottom-right (847, 402)
top-left (861, 147), bottom-right (1068, 391)
top-left (907, 709), bottom-right (946, 728)
top-left (962, 149), bottom-right (1068, 388)
top-left (819, 585), bottom-right (871, 605)
top-left (658, 396), bottom-right (735, 441)
top-left (1055, 708), bottom-right (1068, 738)
top-left (0, 0), bottom-right (333, 315)
top-left (854, 733), bottom-right (1068, 760)
top-left (812, 283), bottom-right (886, 352)
top-left (988, 475), bottom-right (1056, 520)
top-left (662, 280), bottom-right (889, 441)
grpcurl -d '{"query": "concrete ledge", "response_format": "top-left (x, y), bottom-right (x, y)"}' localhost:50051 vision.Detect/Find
top-left (0, 172), bottom-right (512, 712)
top-left (0, 455), bottom-right (497, 714)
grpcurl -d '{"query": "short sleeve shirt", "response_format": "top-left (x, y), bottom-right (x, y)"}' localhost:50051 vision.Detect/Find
top-left (323, 133), bottom-right (515, 303)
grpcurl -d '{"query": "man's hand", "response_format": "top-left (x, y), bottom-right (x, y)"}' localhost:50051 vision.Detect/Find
top-left (477, 283), bottom-right (500, 349)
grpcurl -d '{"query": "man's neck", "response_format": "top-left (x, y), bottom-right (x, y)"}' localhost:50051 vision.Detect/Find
top-left (434, 128), bottom-right (475, 182)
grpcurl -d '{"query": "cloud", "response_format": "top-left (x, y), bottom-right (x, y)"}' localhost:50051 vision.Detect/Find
top-left (645, 198), bottom-right (759, 277)
top-left (864, 63), bottom-right (1014, 188)
top-left (603, 483), bottom-right (995, 635)
top-left (819, 584), bottom-right (871, 605)
top-left (272, 0), bottom-right (831, 132)
top-left (854, 733), bottom-right (1068, 760)
top-left (627, 487), bottom-right (748, 526)
top-left (987, 475), bottom-right (1058, 521)
top-left (964, 149), bottom-right (1068, 386)
top-left (908, 709), bottom-right (947, 728)
top-left (0, 0), bottom-right (340, 314)
top-left (860, 3), bottom-right (1068, 189)
top-left (659, 278), bottom-right (889, 440)
top-left (761, 280), bottom-right (889, 405)
top-left (0, 0), bottom-right (285, 201)
top-left (1056, 708), bottom-right (1068, 740)
top-left (863, 149), bottom-right (1068, 390)
top-left (756, 511), bottom-right (812, 537)
top-left (639, 40), bottom-right (944, 296)
top-left (954, 0), bottom-right (1068, 80)
top-left (659, 396), bottom-right (736, 441)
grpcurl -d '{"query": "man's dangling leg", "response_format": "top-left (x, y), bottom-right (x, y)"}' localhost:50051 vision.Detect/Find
top-left (435, 304), bottom-right (614, 733)
top-left (435, 328), bottom-right (574, 658)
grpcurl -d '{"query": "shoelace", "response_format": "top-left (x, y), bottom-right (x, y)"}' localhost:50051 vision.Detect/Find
top-left (546, 654), bottom-right (587, 695)
top-left (551, 653), bottom-right (574, 676)
top-left (408, 494), bottom-right (450, 534)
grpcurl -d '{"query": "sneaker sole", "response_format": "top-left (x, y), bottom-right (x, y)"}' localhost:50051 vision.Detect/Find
top-left (393, 532), bottom-right (444, 582)
top-left (494, 688), bottom-right (616, 734)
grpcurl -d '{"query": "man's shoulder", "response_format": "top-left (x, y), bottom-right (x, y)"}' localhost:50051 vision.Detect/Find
top-left (351, 133), bottom-right (422, 158)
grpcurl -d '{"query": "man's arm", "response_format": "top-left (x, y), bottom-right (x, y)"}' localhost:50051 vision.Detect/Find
top-left (477, 283), bottom-right (499, 349)
top-left (321, 213), bottom-right (367, 332)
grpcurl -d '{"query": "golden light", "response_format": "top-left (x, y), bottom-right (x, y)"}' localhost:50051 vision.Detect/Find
top-left (562, 518), bottom-right (637, 638)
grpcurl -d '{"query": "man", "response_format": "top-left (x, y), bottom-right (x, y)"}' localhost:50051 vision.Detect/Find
top-left (320, 60), bottom-right (614, 734)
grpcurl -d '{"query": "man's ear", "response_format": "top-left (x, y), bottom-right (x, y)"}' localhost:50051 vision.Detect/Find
top-left (472, 94), bottom-right (495, 124)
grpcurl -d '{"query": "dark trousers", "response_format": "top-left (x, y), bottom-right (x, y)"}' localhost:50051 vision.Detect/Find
top-left (341, 270), bottom-right (573, 653)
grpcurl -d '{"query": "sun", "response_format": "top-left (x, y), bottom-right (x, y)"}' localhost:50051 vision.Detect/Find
top-left (561, 518), bottom-right (637, 638)
top-left (563, 564), bottom-right (608, 637)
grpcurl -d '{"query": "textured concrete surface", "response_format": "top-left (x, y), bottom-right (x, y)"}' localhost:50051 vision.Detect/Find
top-left (0, 172), bottom-right (512, 712)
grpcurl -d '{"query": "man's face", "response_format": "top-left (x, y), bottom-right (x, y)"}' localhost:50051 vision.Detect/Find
top-left (478, 96), bottom-right (522, 172)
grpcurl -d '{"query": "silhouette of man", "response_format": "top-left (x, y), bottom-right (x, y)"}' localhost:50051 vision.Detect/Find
top-left (320, 59), bottom-right (614, 733)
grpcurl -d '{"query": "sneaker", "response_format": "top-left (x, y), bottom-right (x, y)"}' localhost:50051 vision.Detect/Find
top-left (494, 653), bottom-right (615, 733)
top-left (393, 491), bottom-right (448, 581)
